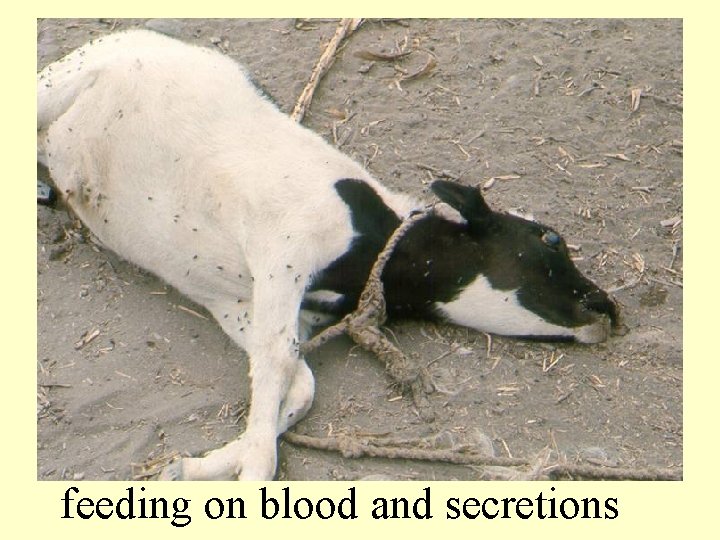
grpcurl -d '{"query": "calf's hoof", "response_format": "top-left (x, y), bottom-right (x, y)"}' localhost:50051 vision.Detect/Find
top-left (158, 460), bottom-right (185, 481)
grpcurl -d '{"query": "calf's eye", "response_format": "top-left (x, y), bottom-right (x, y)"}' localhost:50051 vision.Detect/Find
top-left (541, 231), bottom-right (561, 248)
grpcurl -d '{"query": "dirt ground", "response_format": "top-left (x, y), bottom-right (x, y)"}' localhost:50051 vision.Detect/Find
top-left (36, 18), bottom-right (682, 481)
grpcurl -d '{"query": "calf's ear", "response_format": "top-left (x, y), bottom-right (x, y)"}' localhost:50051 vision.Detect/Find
top-left (430, 180), bottom-right (492, 224)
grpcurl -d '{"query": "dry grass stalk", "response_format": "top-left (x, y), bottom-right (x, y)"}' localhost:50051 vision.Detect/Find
top-left (399, 51), bottom-right (437, 83)
top-left (355, 49), bottom-right (411, 62)
top-left (132, 451), bottom-right (180, 480)
top-left (176, 304), bottom-right (209, 320)
top-left (630, 87), bottom-right (643, 112)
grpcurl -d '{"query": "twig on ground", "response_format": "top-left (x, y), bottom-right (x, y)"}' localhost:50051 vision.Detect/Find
top-left (290, 18), bottom-right (363, 123)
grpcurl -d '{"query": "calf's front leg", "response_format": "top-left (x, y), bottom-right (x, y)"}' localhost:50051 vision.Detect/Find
top-left (160, 274), bottom-right (312, 480)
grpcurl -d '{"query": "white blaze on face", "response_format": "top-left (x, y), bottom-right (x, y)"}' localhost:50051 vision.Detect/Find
top-left (434, 275), bottom-right (578, 340)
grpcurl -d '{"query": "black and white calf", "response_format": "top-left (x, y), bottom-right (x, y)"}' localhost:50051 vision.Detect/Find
top-left (37, 30), bottom-right (619, 480)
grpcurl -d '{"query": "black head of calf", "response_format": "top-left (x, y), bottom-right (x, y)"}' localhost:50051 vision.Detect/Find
top-left (382, 181), bottom-right (619, 343)
top-left (308, 179), bottom-right (619, 344)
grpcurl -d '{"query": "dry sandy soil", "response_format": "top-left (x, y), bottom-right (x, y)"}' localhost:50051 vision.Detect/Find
top-left (37, 18), bottom-right (682, 481)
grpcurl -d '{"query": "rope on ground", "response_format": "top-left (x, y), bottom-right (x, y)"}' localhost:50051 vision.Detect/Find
top-left (282, 431), bottom-right (682, 481)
